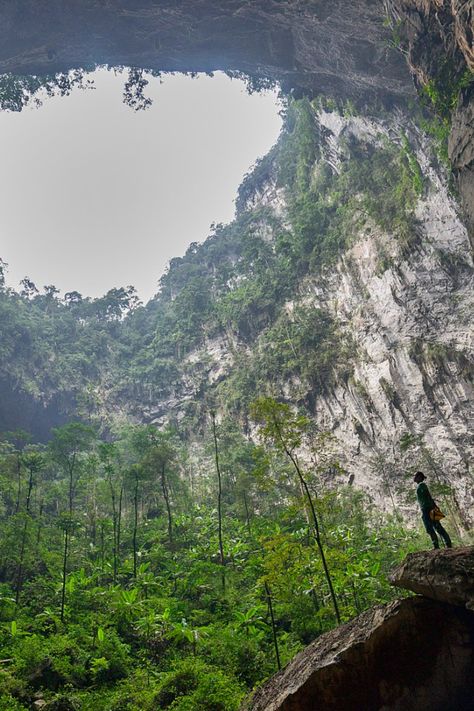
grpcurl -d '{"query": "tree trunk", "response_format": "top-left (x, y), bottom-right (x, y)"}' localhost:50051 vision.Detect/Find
top-left (14, 452), bottom-right (22, 514)
top-left (60, 528), bottom-right (69, 623)
top-left (117, 484), bottom-right (123, 559)
top-left (15, 466), bottom-right (35, 606)
top-left (211, 412), bottom-right (225, 594)
top-left (265, 581), bottom-right (281, 671)
top-left (299, 468), bottom-right (341, 625)
top-left (60, 454), bottom-right (77, 623)
top-left (275, 420), bottom-right (341, 625)
top-left (36, 500), bottom-right (43, 551)
top-left (243, 490), bottom-right (252, 536)
top-left (109, 477), bottom-right (118, 582)
top-left (160, 463), bottom-right (173, 544)
top-left (133, 474), bottom-right (139, 579)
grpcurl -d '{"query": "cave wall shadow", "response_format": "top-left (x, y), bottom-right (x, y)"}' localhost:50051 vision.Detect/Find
top-left (0, 378), bottom-right (76, 441)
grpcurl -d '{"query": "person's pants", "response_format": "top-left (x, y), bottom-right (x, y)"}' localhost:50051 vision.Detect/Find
top-left (422, 509), bottom-right (452, 549)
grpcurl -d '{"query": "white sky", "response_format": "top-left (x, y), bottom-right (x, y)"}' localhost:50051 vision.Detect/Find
top-left (0, 69), bottom-right (282, 303)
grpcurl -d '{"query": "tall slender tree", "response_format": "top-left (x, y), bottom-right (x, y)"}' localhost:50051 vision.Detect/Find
top-left (49, 423), bottom-right (95, 622)
top-left (130, 425), bottom-right (178, 545)
top-left (251, 397), bottom-right (341, 624)
top-left (14, 450), bottom-right (45, 606)
top-left (99, 442), bottom-right (125, 582)
top-left (211, 412), bottom-right (226, 594)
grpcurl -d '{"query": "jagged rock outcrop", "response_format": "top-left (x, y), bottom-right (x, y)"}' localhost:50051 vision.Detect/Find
top-left (450, 85), bottom-right (474, 242)
top-left (247, 548), bottom-right (474, 711)
top-left (390, 545), bottom-right (474, 609)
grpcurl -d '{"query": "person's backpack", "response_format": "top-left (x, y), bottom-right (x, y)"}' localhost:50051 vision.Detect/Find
top-left (429, 506), bottom-right (445, 522)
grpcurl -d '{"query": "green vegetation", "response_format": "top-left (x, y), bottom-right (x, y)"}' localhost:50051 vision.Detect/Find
top-left (215, 305), bottom-right (354, 415)
top-left (0, 67), bottom-right (192, 114)
top-left (385, 6), bottom-right (474, 167)
top-left (0, 263), bottom-right (141, 416)
top-left (409, 339), bottom-right (473, 384)
top-left (0, 416), bottom-right (426, 710)
top-left (417, 62), bottom-right (473, 167)
top-left (0, 71), bottom-right (93, 112)
top-left (0, 93), bottom-right (459, 709)
top-left (420, 64), bottom-right (474, 121)
top-left (275, 100), bottom-right (423, 267)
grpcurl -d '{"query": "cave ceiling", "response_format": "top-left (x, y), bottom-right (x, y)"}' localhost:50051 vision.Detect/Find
top-left (3, 1), bottom-right (473, 235)
top-left (0, 0), bottom-right (414, 103)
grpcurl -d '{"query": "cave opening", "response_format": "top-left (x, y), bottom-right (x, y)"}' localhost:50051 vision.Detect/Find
top-left (0, 67), bottom-right (282, 302)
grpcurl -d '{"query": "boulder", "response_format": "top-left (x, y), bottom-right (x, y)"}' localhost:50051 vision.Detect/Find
top-left (247, 548), bottom-right (474, 711)
top-left (390, 546), bottom-right (474, 610)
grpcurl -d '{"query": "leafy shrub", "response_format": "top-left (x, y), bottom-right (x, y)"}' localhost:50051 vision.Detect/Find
top-left (0, 695), bottom-right (27, 711)
top-left (11, 626), bottom-right (131, 690)
top-left (154, 659), bottom-right (245, 711)
top-left (198, 626), bottom-right (272, 686)
top-left (88, 629), bottom-right (131, 683)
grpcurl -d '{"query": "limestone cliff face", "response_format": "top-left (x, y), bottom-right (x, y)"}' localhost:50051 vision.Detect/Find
top-left (387, 0), bottom-right (474, 236)
top-left (144, 104), bottom-right (473, 528)
top-left (301, 110), bottom-right (474, 527)
top-left (449, 85), bottom-right (474, 238)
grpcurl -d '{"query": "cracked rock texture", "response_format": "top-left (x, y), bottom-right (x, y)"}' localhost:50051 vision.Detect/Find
top-left (390, 546), bottom-right (474, 609)
top-left (387, 0), bottom-right (474, 238)
top-left (148, 107), bottom-right (473, 528)
top-left (450, 85), bottom-right (474, 241)
top-left (309, 113), bottom-right (474, 526)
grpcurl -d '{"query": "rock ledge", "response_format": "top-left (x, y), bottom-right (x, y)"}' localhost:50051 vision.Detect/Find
top-left (390, 546), bottom-right (474, 610)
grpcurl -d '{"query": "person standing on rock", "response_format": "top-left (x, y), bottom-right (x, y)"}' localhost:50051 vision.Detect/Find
top-left (414, 471), bottom-right (452, 549)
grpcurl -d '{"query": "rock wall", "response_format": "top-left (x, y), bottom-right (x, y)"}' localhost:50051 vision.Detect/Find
top-left (159, 106), bottom-right (473, 528)
top-left (387, 0), bottom-right (474, 238)
top-left (450, 85), bottom-right (474, 240)
top-left (305, 110), bottom-right (474, 526)
top-left (390, 546), bottom-right (474, 608)
top-left (249, 597), bottom-right (474, 711)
